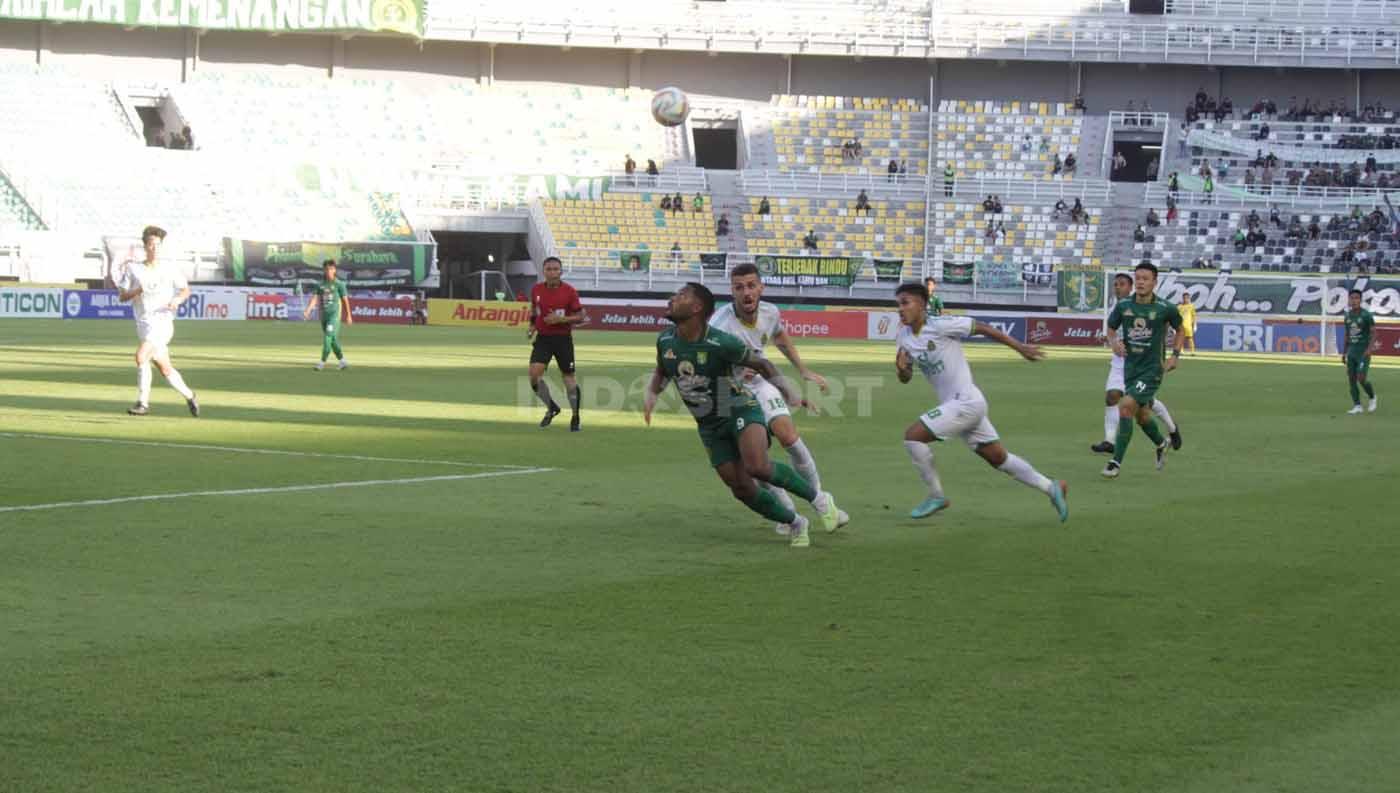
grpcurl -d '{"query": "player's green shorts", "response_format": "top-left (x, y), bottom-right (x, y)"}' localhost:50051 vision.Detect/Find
top-left (1347, 354), bottom-right (1371, 379)
top-left (1123, 369), bottom-right (1162, 405)
top-left (321, 316), bottom-right (341, 336)
top-left (696, 401), bottom-right (768, 467)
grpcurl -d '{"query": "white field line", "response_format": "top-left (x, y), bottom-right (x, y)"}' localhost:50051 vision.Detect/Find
top-left (0, 468), bottom-right (555, 514)
top-left (0, 432), bottom-right (537, 469)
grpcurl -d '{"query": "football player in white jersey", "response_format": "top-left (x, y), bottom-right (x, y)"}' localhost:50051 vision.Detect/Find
top-left (1091, 272), bottom-right (1180, 455)
top-left (111, 226), bottom-right (199, 417)
top-left (710, 262), bottom-right (848, 534)
top-left (893, 283), bottom-right (1068, 522)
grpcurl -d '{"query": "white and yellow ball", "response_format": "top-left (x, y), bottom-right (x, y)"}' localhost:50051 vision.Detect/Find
top-left (650, 86), bottom-right (690, 127)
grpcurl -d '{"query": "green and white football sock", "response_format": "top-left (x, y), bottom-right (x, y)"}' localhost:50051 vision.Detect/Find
top-left (743, 488), bottom-right (797, 525)
top-left (997, 453), bottom-right (1053, 494)
top-left (904, 440), bottom-right (944, 498)
top-left (1140, 418), bottom-right (1167, 447)
top-left (784, 439), bottom-right (822, 494)
top-left (768, 461), bottom-right (817, 503)
top-left (1112, 417), bottom-right (1134, 464)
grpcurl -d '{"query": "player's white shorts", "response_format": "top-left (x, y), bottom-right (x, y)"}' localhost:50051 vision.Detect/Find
top-left (918, 393), bottom-right (999, 450)
top-left (747, 378), bottom-right (792, 426)
top-left (136, 316), bottom-right (174, 352)
top-left (1105, 355), bottom-right (1125, 393)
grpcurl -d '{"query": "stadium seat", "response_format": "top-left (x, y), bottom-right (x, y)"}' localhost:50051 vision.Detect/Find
top-left (741, 195), bottom-right (926, 262)
top-left (935, 99), bottom-right (1084, 181)
top-left (926, 199), bottom-right (1101, 270)
top-left (541, 193), bottom-right (718, 266)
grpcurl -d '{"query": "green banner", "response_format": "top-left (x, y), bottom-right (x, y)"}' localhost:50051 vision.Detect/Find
top-left (0, 0), bottom-right (424, 35)
top-left (1057, 269), bottom-right (1105, 312)
top-left (617, 250), bottom-right (652, 272)
top-left (1056, 271), bottom-right (1400, 317)
top-left (754, 255), bottom-right (862, 287)
top-left (873, 258), bottom-right (905, 280)
top-left (226, 238), bottom-right (431, 287)
top-left (943, 262), bottom-right (974, 285)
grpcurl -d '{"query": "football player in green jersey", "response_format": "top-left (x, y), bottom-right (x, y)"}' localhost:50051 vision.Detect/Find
top-left (1102, 262), bottom-right (1183, 479)
top-left (1343, 288), bottom-right (1378, 414)
top-left (644, 283), bottom-right (845, 548)
top-left (302, 259), bottom-right (353, 370)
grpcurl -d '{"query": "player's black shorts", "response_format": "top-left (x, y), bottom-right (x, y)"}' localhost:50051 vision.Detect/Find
top-left (530, 334), bottom-right (576, 373)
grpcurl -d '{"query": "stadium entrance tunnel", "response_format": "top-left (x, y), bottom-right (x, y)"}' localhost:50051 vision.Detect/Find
top-left (694, 128), bottom-right (739, 170)
top-left (433, 231), bottom-right (530, 299)
top-left (1111, 142), bottom-right (1160, 183)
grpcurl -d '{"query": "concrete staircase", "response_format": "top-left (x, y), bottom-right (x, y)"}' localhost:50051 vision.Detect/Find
top-left (705, 169), bottom-right (749, 256)
top-left (1077, 114), bottom-right (1111, 180)
top-left (1096, 180), bottom-right (1148, 268)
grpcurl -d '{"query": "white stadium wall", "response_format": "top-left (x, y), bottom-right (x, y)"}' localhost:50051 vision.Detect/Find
top-left (195, 30), bottom-right (336, 77)
top-left (790, 56), bottom-right (934, 101)
top-left (493, 44), bottom-right (631, 89)
top-left (638, 50), bottom-right (787, 101)
top-left (1080, 63), bottom-right (1219, 117)
top-left (341, 37), bottom-right (482, 84)
top-left (45, 24), bottom-right (186, 80)
top-left (936, 60), bottom-right (1076, 104)
top-left (0, 19), bottom-right (36, 64)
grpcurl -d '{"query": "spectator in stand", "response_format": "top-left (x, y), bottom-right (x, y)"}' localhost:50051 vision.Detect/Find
top-left (985, 219), bottom-right (997, 242)
top-left (855, 189), bottom-right (872, 216)
top-left (1134, 224), bottom-right (1147, 243)
top-left (1052, 198), bottom-right (1067, 220)
top-left (1203, 173), bottom-right (1215, 203)
top-left (1244, 168), bottom-right (1256, 189)
top-left (167, 131), bottom-right (181, 148)
top-left (1234, 228), bottom-right (1248, 252)
top-left (1270, 206), bottom-right (1283, 229)
top-left (1265, 98), bottom-right (1277, 116)
top-left (1022, 134), bottom-right (1033, 152)
top-left (983, 195), bottom-right (996, 212)
top-left (1262, 165), bottom-right (1275, 193)
top-left (1074, 92), bottom-right (1085, 111)
top-left (1113, 151), bottom-right (1127, 172)
top-left (899, 160), bottom-right (908, 179)
top-left (672, 192), bottom-right (684, 216)
top-left (624, 154), bottom-right (636, 181)
top-left (660, 194), bottom-right (672, 211)
top-left (1070, 197), bottom-right (1086, 224)
top-left (1195, 86), bottom-right (1208, 110)
top-left (803, 229), bottom-right (818, 252)
top-left (1039, 137), bottom-right (1050, 154)
top-left (842, 140), bottom-right (854, 161)
top-left (1146, 207), bottom-right (1161, 227)
top-left (889, 159), bottom-right (900, 183)
top-left (853, 138), bottom-right (863, 158)
top-left (943, 163), bottom-right (955, 197)
top-left (1216, 158), bottom-right (1229, 180)
top-left (1308, 218), bottom-right (1322, 240)
top-left (1147, 156), bottom-right (1160, 180)
top-left (1248, 208), bottom-right (1262, 228)
top-left (992, 195), bottom-right (1003, 214)
top-left (757, 196), bottom-right (771, 215)
top-left (717, 214), bottom-right (730, 236)
top-left (1052, 154), bottom-right (1063, 176)
top-left (181, 125), bottom-right (194, 149)
top-left (1366, 152), bottom-right (1378, 173)
top-left (1125, 99), bottom-right (1137, 125)
top-left (1287, 216), bottom-right (1305, 239)
top-left (646, 159), bottom-right (659, 177)
top-left (671, 241), bottom-right (683, 265)
top-left (1168, 172), bottom-right (1180, 193)
top-left (693, 193), bottom-right (704, 214)
top-left (1166, 192), bottom-right (1178, 222)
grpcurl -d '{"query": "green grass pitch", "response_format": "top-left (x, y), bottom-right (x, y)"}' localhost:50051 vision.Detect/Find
top-left (2, 318), bottom-right (1398, 793)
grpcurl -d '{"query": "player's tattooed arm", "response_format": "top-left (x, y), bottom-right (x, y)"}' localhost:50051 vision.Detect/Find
top-left (773, 327), bottom-right (829, 393)
top-left (643, 366), bottom-right (670, 425)
top-left (743, 351), bottom-right (808, 408)
top-left (973, 320), bottom-right (1046, 362)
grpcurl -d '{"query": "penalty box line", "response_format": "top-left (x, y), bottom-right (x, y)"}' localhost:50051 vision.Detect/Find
top-left (0, 432), bottom-right (539, 469)
top-left (0, 468), bottom-right (556, 514)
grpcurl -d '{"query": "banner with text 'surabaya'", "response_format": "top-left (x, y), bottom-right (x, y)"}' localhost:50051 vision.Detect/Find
top-left (0, 0), bottom-right (424, 36)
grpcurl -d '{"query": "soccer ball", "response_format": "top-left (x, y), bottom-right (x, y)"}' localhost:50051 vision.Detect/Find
top-left (651, 87), bottom-right (690, 127)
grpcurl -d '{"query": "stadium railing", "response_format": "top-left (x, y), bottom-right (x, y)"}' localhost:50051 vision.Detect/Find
top-left (950, 176), bottom-right (1114, 203)
top-left (607, 168), bottom-right (710, 194)
top-left (929, 17), bottom-right (1400, 66)
top-left (427, 0), bottom-right (934, 57)
top-left (738, 170), bottom-right (927, 198)
top-left (1166, 0), bottom-right (1400, 21)
top-left (1111, 111), bottom-right (1171, 130)
top-left (1145, 180), bottom-right (1400, 208)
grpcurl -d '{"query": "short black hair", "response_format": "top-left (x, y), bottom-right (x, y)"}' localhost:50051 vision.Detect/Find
top-left (1113, 272), bottom-right (1133, 286)
top-left (141, 225), bottom-right (166, 243)
top-left (542, 256), bottom-right (562, 267)
top-left (323, 259), bottom-right (336, 268)
top-left (895, 282), bottom-right (929, 303)
top-left (729, 262), bottom-right (759, 279)
top-left (685, 282), bottom-right (716, 319)
top-left (1349, 288), bottom-right (1364, 297)
top-left (1134, 261), bottom-right (1159, 278)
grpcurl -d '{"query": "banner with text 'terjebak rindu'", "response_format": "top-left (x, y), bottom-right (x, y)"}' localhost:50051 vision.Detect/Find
top-left (0, 0), bottom-right (424, 36)
top-left (226, 238), bottom-right (431, 288)
top-left (755, 255), bottom-right (862, 287)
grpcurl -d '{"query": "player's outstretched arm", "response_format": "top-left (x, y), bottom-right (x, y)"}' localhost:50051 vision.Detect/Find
top-left (643, 367), bottom-right (669, 425)
top-left (973, 320), bottom-right (1045, 362)
top-left (773, 328), bottom-right (829, 393)
top-left (745, 352), bottom-right (810, 409)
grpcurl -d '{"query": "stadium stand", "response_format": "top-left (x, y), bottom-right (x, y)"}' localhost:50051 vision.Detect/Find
top-left (542, 192), bottom-right (718, 262)
top-left (755, 97), bottom-right (930, 177)
top-left (927, 199), bottom-right (1102, 270)
top-left (1135, 205), bottom-right (1398, 273)
top-left (935, 100), bottom-right (1083, 181)
top-left (742, 195), bottom-right (926, 260)
top-left (1, 172), bottom-right (44, 232)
